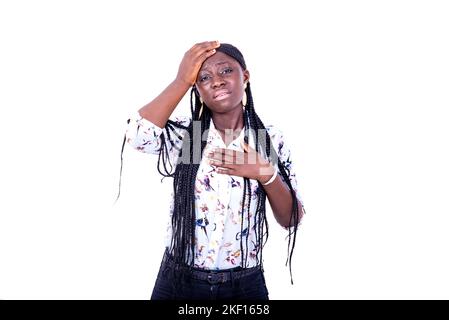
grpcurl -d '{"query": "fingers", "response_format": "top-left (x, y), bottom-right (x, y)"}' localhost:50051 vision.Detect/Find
top-left (189, 41), bottom-right (220, 59)
top-left (190, 41), bottom-right (220, 53)
top-left (189, 41), bottom-right (220, 60)
top-left (215, 166), bottom-right (234, 175)
top-left (207, 148), bottom-right (251, 166)
top-left (203, 48), bottom-right (217, 59)
top-left (208, 157), bottom-right (237, 175)
top-left (206, 149), bottom-right (235, 175)
top-left (207, 148), bottom-right (238, 164)
top-left (211, 161), bottom-right (236, 170)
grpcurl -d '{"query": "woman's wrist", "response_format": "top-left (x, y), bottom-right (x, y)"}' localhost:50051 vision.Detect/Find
top-left (173, 77), bottom-right (193, 90)
top-left (258, 165), bottom-right (277, 185)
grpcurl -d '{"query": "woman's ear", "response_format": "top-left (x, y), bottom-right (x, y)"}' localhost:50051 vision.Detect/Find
top-left (243, 70), bottom-right (250, 84)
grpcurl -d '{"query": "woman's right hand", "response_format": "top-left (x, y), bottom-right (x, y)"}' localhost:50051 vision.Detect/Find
top-left (176, 41), bottom-right (220, 86)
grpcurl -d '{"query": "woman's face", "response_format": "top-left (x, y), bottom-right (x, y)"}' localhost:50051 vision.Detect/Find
top-left (195, 51), bottom-right (250, 114)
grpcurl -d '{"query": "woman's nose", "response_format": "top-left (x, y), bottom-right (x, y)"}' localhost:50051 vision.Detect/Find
top-left (211, 76), bottom-right (225, 89)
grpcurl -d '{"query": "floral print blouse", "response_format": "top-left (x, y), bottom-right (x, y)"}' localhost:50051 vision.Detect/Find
top-left (125, 113), bottom-right (304, 270)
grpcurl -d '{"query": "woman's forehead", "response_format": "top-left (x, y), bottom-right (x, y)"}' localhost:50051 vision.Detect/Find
top-left (201, 52), bottom-right (239, 71)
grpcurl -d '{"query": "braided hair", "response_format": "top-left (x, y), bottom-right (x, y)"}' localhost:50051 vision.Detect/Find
top-left (117, 44), bottom-right (302, 284)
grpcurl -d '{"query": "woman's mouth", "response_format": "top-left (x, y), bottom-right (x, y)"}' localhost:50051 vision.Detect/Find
top-left (213, 90), bottom-right (231, 101)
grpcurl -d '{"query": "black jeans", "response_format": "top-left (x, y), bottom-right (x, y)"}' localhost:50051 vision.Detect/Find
top-left (151, 251), bottom-right (269, 300)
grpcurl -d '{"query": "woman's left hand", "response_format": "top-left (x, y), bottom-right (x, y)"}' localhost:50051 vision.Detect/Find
top-left (206, 141), bottom-right (275, 184)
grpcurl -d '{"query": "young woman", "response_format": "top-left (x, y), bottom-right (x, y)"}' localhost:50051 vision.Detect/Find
top-left (120, 41), bottom-right (305, 300)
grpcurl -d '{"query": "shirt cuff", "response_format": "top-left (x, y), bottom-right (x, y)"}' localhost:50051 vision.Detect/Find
top-left (130, 111), bottom-right (164, 134)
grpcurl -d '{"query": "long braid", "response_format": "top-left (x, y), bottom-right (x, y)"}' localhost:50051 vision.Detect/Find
top-left (169, 86), bottom-right (199, 267)
top-left (245, 81), bottom-right (301, 284)
top-left (245, 84), bottom-right (270, 268)
top-left (240, 109), bottom-right (250, 268)
top-left (169, 88), bottom-right (211, 268)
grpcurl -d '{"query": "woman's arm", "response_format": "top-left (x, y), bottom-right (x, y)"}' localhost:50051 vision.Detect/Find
top-left (259, 172), bottom-right (302, 228)
top-left (138, 79), bottom-right (190, 128)
top-left (138, 41), bottom-right (220, 128)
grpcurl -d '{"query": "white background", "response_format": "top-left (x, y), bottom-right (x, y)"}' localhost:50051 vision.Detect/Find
top-left (1, 0), bottom-right (448, 300)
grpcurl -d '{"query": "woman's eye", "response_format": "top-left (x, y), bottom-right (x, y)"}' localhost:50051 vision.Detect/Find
top-left (221, 67), bottom-right (232, 75)
top-left (199, 75), bottom-right (210, 82)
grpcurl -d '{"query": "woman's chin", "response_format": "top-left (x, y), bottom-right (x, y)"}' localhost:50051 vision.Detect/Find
top-left (208, 102), bottom-right (241, 114)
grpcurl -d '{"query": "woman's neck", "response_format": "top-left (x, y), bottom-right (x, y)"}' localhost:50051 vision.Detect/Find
top-left (211, 109), bottom-right (244, 132)
top-left (211, 109), bottom-right (244, 146)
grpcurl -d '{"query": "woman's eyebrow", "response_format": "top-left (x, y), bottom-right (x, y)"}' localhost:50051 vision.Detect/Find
top-left (200, 61), bottom-right (230, 72)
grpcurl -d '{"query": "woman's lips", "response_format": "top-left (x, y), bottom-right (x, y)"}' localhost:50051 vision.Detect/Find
top-left (213, 90), bottom-right (231, 100)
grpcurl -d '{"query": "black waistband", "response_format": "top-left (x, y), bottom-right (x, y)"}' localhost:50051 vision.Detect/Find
top-left (161, 250), bottom-right (262, 284)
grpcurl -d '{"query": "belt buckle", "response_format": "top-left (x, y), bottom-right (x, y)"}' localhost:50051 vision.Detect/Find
top-left (206, 272), bottom-right (225, 285)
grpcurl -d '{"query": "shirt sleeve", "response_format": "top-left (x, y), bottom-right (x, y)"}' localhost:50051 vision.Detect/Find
top-left (266, 125), bottom-right (305, 218)
top-left (125, 111), bottom-right (191, 157)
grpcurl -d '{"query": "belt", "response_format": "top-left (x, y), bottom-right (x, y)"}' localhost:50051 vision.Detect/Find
top-left (162, 251), bottom-right (262, 285)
